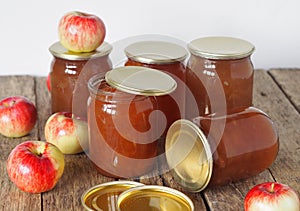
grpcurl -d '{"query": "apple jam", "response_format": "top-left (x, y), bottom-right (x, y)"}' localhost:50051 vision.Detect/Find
top-left (165, 107), bottom-right (279, 192)
top-left (87, 67), bottom-right (177, 178)
top-left (124, 41), bottom-right (188, 137)
top-left (186, 37), bottom-right (255, 118)
top-left (49, 41), bottom-right (112, 120)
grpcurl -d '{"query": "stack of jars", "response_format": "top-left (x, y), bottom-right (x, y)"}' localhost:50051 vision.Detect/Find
top-left (49, 36), bottom-right (279, 192)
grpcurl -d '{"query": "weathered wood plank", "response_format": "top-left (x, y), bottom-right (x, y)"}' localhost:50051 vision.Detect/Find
top-left (1, 69), bottom-right (299, 211)
top-left (253, 69), bottom-right (300, 195)
top-left (0, 75), bottom-right (41, 211)
top-left (268, 69), bottom-right (300, 113)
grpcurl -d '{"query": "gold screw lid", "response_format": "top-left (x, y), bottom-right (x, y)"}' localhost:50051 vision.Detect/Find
top-left (188, 36), bottom-right (255, 60)
top-left (117, 185), bottom-right (194, 211)
top-left (81, 180), bottom-right (144, 211)
top-left (124, 41), bottom-right (188, 64)
top-left (49, 41), bottom-right (112, 60)
top-left (105, 66), bottom-right (177, 96)
top-left (165, 119), bottom-right (213, 192)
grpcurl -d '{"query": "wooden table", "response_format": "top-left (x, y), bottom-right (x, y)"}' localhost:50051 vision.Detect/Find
top-left (0, 69), bottom-right (299, 211)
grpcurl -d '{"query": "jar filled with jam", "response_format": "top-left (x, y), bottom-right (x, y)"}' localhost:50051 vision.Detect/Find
top-left (186, 36), bottom-right (255, 118)
top-left (165, 107), bottom-right (279, 192)
top-left (124, 41), bottom-right (188, 136)
top-left (49, 41), bottom-right (112, 120)
top-left (87, 66), bottom-right (177, 178)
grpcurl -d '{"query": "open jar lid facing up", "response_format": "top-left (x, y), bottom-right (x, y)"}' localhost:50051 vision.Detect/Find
top-left (49, 41), bottom-right (112, 60)
top-left (165, 119), bottom-right (213, 192)
top-left (124, 41), bottom-right (188, 64)
top-left (105, 66), bottom-right (177, 96)
top-left (188, 36), bottom-right (255, 60)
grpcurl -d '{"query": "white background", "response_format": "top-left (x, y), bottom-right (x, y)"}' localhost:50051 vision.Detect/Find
top-left (0, 0), bottom-right (299, 76)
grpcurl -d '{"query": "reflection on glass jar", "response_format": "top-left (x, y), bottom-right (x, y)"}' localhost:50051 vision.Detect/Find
top-left (124, 41), bottom-right (188, 137)
top-left (87, 66), bottom-right (177, 178)
top-left (49, 41), bottom-right (112, 120)
top-left (165, 107), bottom-right (279, 192)
top-left (186, 36), bottom-right (255, 118)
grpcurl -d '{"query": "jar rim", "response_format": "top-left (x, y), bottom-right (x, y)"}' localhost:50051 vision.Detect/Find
top-left (188, 36), bottom-right (255, 60)
top-left (49, 41), bottom-right (112, 61)
top-left (105, 66), bottom-right (177, 96)
top-left (125, 41), bottom-right (188, 64)
top-left (88, 73), bottom-right (150, 102)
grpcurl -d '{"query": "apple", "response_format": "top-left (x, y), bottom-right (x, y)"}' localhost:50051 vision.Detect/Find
top-left (58, 11), bottom-right (106, 52)
top-left (0, 96), bottom-right (37, 138)
top-left (45, 112), bottom-right (87, 154)
top-left (6, 140), bottom-right (65, 193)
top-left (244, 182), bottom-right (300, 211)
top-left (47, 73), bottom-right (51, 91)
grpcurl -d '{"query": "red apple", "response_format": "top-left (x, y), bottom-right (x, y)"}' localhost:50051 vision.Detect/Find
top-left (47, 73), bottom-right (51, 92)
top-left (58, 11), bottom-right (106, 52)
top-left (6, 140), bottom-right (65, 193)
top-left (0, 96), bottom-right (37, 138)
top-left (244, 182), bottom-right (300, 211)
top-left (45, 112), bottom-right (88, 154)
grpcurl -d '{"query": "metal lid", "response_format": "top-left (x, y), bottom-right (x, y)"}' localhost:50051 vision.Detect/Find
top-left (124, 41), bottom-right (188, 64)
top-left (188, 36), bottom-right (255, 60)
top-left (165, 119), bottom-right (213, 192)
top-left (105, 66), bottom-right (177, 96)
top-left (81, 180), bottom-right (144, 211)
top-left (117, 185), bottom-right (194, 211)
top-left (49, 41), bottom-right (112, 60)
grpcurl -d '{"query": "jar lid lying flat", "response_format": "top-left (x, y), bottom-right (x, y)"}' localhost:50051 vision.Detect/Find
top-left (165, 119), bottom-right (213, 192)
top-left (117, 185), bottom-right (194, 211)
top-left (124, 41), bottom-right (188, 64)
top-left (49, 41), bottom-right (112, 60)
top-left (188, 36), bottom-right (255, 60)
top-left (81, 180), bottom-right (144, 211)
top-left (105, 66), bottom-right (177, 96)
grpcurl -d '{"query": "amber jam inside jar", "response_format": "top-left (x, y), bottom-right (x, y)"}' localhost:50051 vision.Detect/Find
top-left (87, 67), bottom-right (177, 178)
top-left (186, 37), bottom-right (255, 118)
top-left (124, 41), bottom-right (188, 137)
top-left (49, 41), bottom-right (112, 120)
top-left (165, 107), bottom-right (279, 192)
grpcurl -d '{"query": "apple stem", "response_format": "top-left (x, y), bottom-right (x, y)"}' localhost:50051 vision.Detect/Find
top-left (3, 100), bottom-right (16, 107)
top-left (270, 182), bottom-right (275, 193)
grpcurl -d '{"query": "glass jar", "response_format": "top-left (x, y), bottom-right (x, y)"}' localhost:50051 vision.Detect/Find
top-left (49, 41), bottom-right (112, 120)
top-left (186, 36), bottom-right (255, 118)
top-left (165, 107), bottom-right (279, 192)
top-left (87, 66), bottom-right (177, 178)
top-left (124, 41), bottom-right (188, 137)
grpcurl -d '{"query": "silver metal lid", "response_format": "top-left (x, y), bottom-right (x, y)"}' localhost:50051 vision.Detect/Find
top-left (188, 36), bottom-right (255, 60)
top-left (124, 41), bottom-right (188, 64)
top-left (105, 66), bottom-right (177, 96)
top-left (165, 119), bottom-right (213, 192)
top-left (49, 41), bottom-right (112, 60)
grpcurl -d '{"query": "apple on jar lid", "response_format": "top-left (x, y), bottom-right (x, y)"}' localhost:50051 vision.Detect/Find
top-left (58, 11), bottom-right (106, 53)
top-left (244, 182), bottom-right (300, 211)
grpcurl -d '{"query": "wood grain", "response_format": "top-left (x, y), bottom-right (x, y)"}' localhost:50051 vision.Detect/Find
top-left (0, 70), bottom-right (299, 210)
